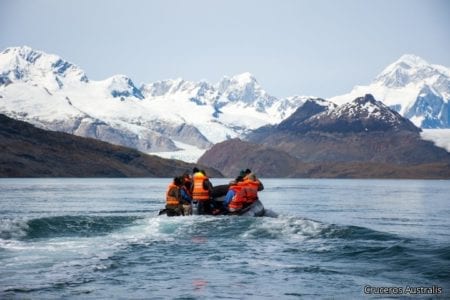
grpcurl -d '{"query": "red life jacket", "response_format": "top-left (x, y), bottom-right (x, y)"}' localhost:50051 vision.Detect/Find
top-left (192, 172), bottom-right (210, 201)
top-left (166, 183), bottom-right (180, 206)
top-left (240, 179), bottom-right (259, 204)
top-left (228, 185), bottom-right (247, 211)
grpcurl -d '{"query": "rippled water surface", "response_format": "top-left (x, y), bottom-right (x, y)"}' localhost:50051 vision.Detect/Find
top-left (1, 178), bottom-right (449, 298)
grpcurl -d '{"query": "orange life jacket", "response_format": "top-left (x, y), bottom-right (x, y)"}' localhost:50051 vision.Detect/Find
top-left (192, 172), bottom-right (210, 201)
top-left (166, 183), bottom-right (180, 206)
top-left (240, 179), bottom-right (259, 204)
top-left (228, 185), bottom-right (247, 211)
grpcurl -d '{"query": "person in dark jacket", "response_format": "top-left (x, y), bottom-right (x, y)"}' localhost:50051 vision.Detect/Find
top-left (180, 177), bottom-right (193, 216)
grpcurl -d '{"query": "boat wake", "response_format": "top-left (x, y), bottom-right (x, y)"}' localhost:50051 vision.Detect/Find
top-left (0, 212), bottom-right (406, 245)
top-left (0, 215), bottom-right (142, 241)
top-left (1, 212), bottom-right (449, 298)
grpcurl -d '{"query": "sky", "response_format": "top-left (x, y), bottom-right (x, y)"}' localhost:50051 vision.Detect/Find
top-left (0, 0), bottom-right (449, 99)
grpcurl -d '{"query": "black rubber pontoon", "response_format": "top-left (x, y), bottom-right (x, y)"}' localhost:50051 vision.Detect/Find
top-left (159, 184), bottom-right (265, 217)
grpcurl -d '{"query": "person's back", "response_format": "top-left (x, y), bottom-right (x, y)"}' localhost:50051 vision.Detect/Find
top-left (230, 185), bottom-right (247, 213)
top-left (192, 170), bottom-right (212, 214)
top-left (223, 176), bottom-right (247, 213)
top-left (244, 173), bottom-right (265, 204)
top-left (239, 180), bottom-right (257, 206)
top-left (243, 170), bottom-right (264, 192)
top-left (166, 177), bottom-right (183, 216)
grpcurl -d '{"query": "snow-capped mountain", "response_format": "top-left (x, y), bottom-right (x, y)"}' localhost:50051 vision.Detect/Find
top-left (0, 46), bottom-right (88, 89)
top-left (305, 94), bottom-right (420, 133)
top-left (0, 46), bottom-right (307, 162)
top-left (211, 93), bottom-right (450, 177)
top-left (2, 46), bottom-right (448, 163)
top-left (330, 54), bottom-right (450, 128)
top-left (251, 94), bottom-right (418, 136)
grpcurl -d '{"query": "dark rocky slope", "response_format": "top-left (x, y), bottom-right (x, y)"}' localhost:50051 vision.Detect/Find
top-left (0, 114), bottom-right (221, 177)
top-left (198, 138), bottom-right (450, 178)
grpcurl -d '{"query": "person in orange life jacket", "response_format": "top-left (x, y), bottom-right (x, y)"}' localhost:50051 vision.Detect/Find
top-left (239, 173), bottom-right (265, 206)
top-left (191, 168), bottom-right (213, 215)
top-left (165, 176), bottom-right (184, 216)
top-left (223, 176), bottom-right (247, 213)
top-left (165, 176), bottom-right (192, 216)
top-left (225, 169), bottom-right (263, 209)
top-left (243, 169), bottom-right (264, 192)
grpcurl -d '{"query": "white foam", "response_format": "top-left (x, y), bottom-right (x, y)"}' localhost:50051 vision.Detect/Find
top-left (0, 218), bottom-right (29, 240)
top-left (241, 216), bottom-right (326, 241)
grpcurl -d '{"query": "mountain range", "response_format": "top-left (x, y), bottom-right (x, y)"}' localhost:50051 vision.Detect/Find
top-left (0, 46), bottom-right (307, 162)
top-left (1, 46), bottom-right (449, 165)
top-left (199, 94), bottom-right (450, 178)
top-left (330, 54), bottom-right (450, 128)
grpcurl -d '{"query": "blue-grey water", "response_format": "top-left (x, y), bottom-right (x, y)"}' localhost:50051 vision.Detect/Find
top-left (1, 178), bottom-right (449, 299)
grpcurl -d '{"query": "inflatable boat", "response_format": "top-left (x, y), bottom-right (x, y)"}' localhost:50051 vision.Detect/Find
top-left (159, 184), bottom-right (265, 217)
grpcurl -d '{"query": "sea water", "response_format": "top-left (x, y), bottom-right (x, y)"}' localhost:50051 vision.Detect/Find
top-left (0, 178), bottom-right (449, 299)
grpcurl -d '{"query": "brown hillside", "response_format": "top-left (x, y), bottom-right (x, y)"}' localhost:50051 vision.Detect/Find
top-left (0, 114), bottom-right (222, 178)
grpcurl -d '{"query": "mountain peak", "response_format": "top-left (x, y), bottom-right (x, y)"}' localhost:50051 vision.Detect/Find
top-left (321, 94), bottom-right (420, 133)
top-left (0, 45), bottom-right (88, 86)
top-left (1, 46), bottom-right (42, 64)
top-left (354, 94), bottom-right (377, 105)
top-left (107, 74), bottom-right (134, 83)
top-left (217, 72), bottom-right (257, 88)
top-left (396, 54), bottom-right (429, 68)
top-left (105, 75), bottom-right (144, 99)
top-left (277, 98), bottom-right (334, 131)
top-left (374, 54), bottom-right (446, 88)
top-left (274, 94), bottom-right (420, 134)
top-left (231, 72), bottom-right (257, 84)
top-left (330, 53), bottom-right (450, 129)
top-left (216, 72), bottom-right (277, 109)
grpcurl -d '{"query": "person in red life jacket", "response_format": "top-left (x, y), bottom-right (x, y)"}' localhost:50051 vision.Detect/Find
top-left (165, 176), bottom-right (184, 216)
top-left (191, 168), bottom-right (213, 215)
top-left (243, 169), bottom-right (264, 192)
top-left (238, 174), bottom-right (259, 206)
top-left (223, 176), bottom-right (247, 214)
